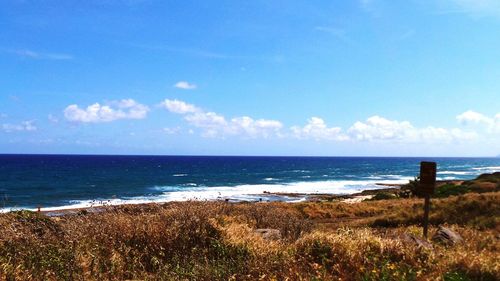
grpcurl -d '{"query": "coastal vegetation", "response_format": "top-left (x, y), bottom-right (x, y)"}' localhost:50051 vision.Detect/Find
top-left (0, 173), bottom-right (498, 280)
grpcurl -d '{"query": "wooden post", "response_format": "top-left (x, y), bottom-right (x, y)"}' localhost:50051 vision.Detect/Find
top-left (423, 194), bottom-right (430, 238)
top-left (419, 161), bottom-right (436, 239)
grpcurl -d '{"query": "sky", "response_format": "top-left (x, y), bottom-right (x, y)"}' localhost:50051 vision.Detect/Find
top-left (0, 0), bottom-right (499, 157)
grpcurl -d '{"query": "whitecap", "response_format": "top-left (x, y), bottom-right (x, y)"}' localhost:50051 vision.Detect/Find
top-left (437, 171), bottom-right (473, 175)
top-left (1, 178), bottom-right (413, 213)
top-left (471, 166), bottom-right (500, 171)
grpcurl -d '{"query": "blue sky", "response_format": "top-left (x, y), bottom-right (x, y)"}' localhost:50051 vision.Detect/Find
top-left (1, 0), bottom-right (499, 156)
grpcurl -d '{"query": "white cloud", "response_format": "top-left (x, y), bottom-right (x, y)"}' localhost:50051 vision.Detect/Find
top-left (160, 99), bottom-right (479, 143)
top-left (359, 0), bottom-right (381, 17)
top-left (291, 117), bottom-right (348, 141)
top-left (229, 116), bottom-right (283, 138)
top-left (456, 110), bottom-right (500, 133)
top-left (348, 116), bottom-right (413, 141)
top-left (9, 95), bottom-right (20, 102)
top-left (113, 99), bottom-right (150, 119)
top-left (2, 120), bottom-right (37, 132)
top-left (64, 99), bottom-right (149, 123)
top-left (314, 26), bottom-right (353, 44)
top-left (161, 99), bottom-right (282, 138)
top-left (442, 0), bottom-right (500, 16)
top-left (457, 110), bottom-right (491, 125)
top-left (185, 111), bottom-right (226, 129)
top-left (360, 0), bottom-right (374, 9)
top-left (159, 99), bottom-right (199, 114)
top-left (48, 114), bottom-right (59, 123)
top-left (417, 127), bottom-right (477, 143)
top-left (12, 49), bottom-right (73, 60)
top-left (315, 26), bottom-right (347, 37)
top-left (347, 115), bottom-right (475, 143)
top-left (163, 127), bottom-right (181, 135)
top-left (174, 81), bottom-right (197, 90)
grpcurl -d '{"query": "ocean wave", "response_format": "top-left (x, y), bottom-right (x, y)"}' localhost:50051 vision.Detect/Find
top-left (114, 179), bottom-right (411, 203)
top-left (365, 174), bottom-right (407, 180)
top-left (158, 178), bottom-right (411, 201)
top-left (471, 166), bottom-right (500, 171)
top-left (365, 176), bottom-right (383, 180)
top-left (172, 174), bottom-right (188, 177)
top-left (0, 178), bottom-right (411, 213)
top-left (437, 171), bottom-right (473, 175)
top-left (150, 185), bottom-right (184, 192)
top-left (437, 176), bottom-right (457, 180)
top-left (290, 170), bottom-right (310, 173)
top-left (1, 198), bottom-right (166, 213)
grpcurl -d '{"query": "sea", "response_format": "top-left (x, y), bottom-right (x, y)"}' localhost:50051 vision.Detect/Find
top-left (0, 155), bottom-right (499, 212)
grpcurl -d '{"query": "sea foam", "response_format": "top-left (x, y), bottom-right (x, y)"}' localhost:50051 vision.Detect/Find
top-left (0, 178), bottom-right (410, 213)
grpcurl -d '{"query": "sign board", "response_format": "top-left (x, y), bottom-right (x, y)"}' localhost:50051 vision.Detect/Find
top-left (419, 161), bottom-right (436, 195)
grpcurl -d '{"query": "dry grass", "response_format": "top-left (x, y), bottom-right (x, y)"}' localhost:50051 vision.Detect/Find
top-left (288, 192), bottom-right (500, 231)
top-left (0, 192), bottom-right (499, 280)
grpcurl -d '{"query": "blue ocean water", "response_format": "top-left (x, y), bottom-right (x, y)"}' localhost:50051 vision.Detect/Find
top-left (0, 155), bottom-right (499, 211)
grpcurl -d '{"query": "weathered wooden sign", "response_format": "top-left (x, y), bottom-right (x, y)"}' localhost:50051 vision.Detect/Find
top-left (419, 161), bottom-right (436, 195)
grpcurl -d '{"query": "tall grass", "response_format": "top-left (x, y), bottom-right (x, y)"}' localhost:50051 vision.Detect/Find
top-left (0, 192), bottom-right (498, 280)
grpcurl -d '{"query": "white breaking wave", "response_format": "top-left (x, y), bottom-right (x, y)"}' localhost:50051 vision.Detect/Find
top-left (365, 174), bottom-right (407, 180)
top-left (437, 171), bottom-right (474, 175)
top-left (0, 178), bottom-right (412, 213)
top-left (0, 198), bottom-right (167, 213)
top-left (365, 176), bottom-right (383, 179)
top-left (158, 179), bottom-right (410, 202)
top-left (437, 176), bottom-right (457, 180)
top-left (471, 166), bottom-right (500, 172)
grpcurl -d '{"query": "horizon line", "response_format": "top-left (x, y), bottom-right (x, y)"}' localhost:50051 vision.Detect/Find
top-left (0, 153), bottom-right (498, 158)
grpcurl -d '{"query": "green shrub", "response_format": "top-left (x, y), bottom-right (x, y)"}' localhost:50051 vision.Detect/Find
top-left (443, 271), bottom-right (471, 281)
top-left (433, 184), bottom-right (470, 198)
top-left (370, 192), bottom-right (397, 200)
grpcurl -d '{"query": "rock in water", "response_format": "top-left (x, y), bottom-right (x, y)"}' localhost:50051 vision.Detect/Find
top-left (254, 228), bottom-right (281, 240)
top-left (432, 226), bottom-right (463, 245)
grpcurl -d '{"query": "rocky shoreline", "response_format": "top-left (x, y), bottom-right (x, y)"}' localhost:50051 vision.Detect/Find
top-left (33, 172), bottom-right (499, 217)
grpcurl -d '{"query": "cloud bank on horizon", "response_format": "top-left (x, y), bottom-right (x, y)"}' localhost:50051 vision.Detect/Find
top-left (1, 0), bottom-right (499, 156)
top-left (56, 97), bottom-right (497, 145)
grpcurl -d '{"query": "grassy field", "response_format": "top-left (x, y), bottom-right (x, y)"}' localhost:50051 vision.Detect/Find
top-left (0, 176), bottom-right (499, 280)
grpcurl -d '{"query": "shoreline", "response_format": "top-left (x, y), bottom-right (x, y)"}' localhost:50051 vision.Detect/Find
top-left (35, 193), bottom-right (379, 217)
top-left (0, 178), bottom-right (474, 215)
